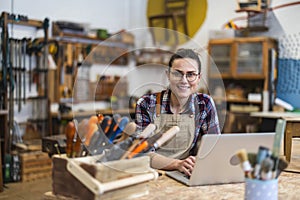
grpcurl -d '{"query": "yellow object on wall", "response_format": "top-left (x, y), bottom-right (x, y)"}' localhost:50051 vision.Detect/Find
top-left (147, 0), bottom-right (207, 45)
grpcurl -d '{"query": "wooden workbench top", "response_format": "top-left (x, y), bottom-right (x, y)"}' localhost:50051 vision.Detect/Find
top-left (251, 111), bottom-right (300, 119)
top-left (44, 171), bottom-right (300, 200)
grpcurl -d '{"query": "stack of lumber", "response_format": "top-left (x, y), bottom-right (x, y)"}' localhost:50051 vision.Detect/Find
top-left (19, 151), bottom-right (52, 182)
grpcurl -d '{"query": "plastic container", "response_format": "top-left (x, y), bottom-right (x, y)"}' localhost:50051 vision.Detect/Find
top-left (245, 178), bottom-right (278, 200)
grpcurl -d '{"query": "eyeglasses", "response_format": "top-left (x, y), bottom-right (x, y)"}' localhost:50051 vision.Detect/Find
top-left (169, 69), bottom-right (199, 82)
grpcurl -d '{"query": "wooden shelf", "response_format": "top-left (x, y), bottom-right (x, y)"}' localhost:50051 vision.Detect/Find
top-left (7, 19), bottom-right (44, 29)
top-left (236, 0), bottom-right (269, 12)
top-left (135, 49), bottom-right (172, 66)
top-left (238, 26), bottom-right (269, 33)
top-left (52, 21), bottom-right (134, 47)
top-left (235, 8), bottom-right (267, 13)
top-left (214, 97), bottom-right (262, 104)
top-left (53, 34), bottom-right (133, 48)
top-left (0, 110), bottom-right (8, 115)
top-left (51, 108), bottom-right (135, 119)
top-left (235, 0), bottom-right (270, 33)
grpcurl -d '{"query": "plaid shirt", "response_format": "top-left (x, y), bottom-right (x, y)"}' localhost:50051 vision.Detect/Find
top-left (135, 89), bottom-right (221, 154)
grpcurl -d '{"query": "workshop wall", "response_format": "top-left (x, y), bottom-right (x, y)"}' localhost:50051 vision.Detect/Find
top-left (0, 0), bottom-right (132, 33)
top-left (1, 0), bottom-right (298, 98)
top-left (1, 0), bottom-right (298, 48)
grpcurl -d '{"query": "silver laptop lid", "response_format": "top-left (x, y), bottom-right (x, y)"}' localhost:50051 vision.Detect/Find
top-left (189, 133), bottom-right (275, 186)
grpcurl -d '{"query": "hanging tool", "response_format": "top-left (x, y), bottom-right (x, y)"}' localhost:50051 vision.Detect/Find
top-left (0, 22), bottom-right (7, 109)
top-left (22, 38), bottom-right (26, 104)
top-left (11, 38), bottom-right (15, 103)
top-left (43, 18), bottom-right (49, 74)
top-left (13, 39), bottom-right (18, 109)
top-left (26, 38), bottom-right (33, 91)
top-left (7, 37), bottom-right (15, 155)
top-left (18, 39), bottom-right (22, 112)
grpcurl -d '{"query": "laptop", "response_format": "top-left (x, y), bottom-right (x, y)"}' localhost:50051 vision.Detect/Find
top-left (166, 132), bottom-right (275, 186)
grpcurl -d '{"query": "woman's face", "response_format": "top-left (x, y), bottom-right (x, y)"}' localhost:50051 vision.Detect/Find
top-left (167, 58), bottom-right (201, 100)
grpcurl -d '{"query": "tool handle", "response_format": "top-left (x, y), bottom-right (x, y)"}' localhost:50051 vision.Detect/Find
top-left (84, 116), bottom-right (99, 146)
top-left (97, 113), bottom-right (104, 124)
top-left (138, 123), bottom-right (156, 139)
top-left (65, 121), bottom-right (76, 157)
top-left (127, 141), bottom-right (149, 159)
top-left (154, 126), bottom-right (180, 148)
top-left (114, 122), bottom-right (137, 144)
top-left (120, 139), bottom-right (140, 160)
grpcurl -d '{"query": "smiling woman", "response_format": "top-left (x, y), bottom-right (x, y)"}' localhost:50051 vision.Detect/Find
top-left (147, 0), bottom-right (207, 45)
top-left (135, 48), bottom-right (220, 176)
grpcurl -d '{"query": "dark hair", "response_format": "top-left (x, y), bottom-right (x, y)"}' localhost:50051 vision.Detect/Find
top-left (168, 48), bottom-right (201, 73)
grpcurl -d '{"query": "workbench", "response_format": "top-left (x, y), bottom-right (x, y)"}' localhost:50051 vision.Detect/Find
top-left (44, 171), bottom-right (300, 199)
top-left (251, 111), bottom-right (300, 162)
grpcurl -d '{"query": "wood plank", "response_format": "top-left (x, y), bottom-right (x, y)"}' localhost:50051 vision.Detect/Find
top-left (22, 171), bottom-right (52, 182)
top-left (20, 151), bottom-right (50, 161)
top-left (22, 159), bottom-right (52, 168)
top-left (22, 165), bottom-right (52, 174)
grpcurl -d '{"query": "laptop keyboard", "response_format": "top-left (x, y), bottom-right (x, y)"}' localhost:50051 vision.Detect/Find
top-left (184, 173), bottom-right (190, 179)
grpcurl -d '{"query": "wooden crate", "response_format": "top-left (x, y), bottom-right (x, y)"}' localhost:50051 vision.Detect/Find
top-left (20, 151), bottom-right (52, 182)
top-left (52, 155), bottom-right (158, 200)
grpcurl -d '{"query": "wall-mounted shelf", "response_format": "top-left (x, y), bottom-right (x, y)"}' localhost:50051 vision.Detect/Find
top-left (235, 0), bottom-right (270, 34)
top-left (135, 49), bottom-right (172, 66)
top-left (236, 0), bottom-right (269, 12)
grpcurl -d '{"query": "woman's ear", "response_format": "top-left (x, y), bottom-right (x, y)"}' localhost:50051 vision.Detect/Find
top-left (198, 73), bottom-right (202, 80)
top-left (196, 73), bottom-right (202, 84)
top-left (165, 69), bottom-right (170, 81)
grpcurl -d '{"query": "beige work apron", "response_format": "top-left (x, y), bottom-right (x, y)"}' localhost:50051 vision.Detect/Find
top-left (153, 92), bottom-right (196, 159)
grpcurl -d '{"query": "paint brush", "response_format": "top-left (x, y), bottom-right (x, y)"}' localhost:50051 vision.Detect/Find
top-left (254, 146), bottom-right (270, 179)
top-left (236, 149), bottom-right (253, 179)
top-left (260, 157), bottom-right (274, 180)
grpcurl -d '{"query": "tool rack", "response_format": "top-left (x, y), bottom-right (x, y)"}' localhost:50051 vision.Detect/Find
top-left (50, 21), bottom-right (134, 103)
top-left (0, 11), bottom-right (51, 187)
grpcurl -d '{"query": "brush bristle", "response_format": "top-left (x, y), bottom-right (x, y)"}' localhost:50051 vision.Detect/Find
top-left (236, 149), bottom-right (248, 162)
top-left (278, 158), bottom-right (289, 169)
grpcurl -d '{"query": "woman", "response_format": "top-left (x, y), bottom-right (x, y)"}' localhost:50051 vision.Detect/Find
top-left (135, 48), bottom-right (221, 176)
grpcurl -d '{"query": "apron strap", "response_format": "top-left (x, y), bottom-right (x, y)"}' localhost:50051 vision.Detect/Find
top-left (156, 91), bottom-right (197, 116)
top-left (156, 92), bottom-right (162, 116)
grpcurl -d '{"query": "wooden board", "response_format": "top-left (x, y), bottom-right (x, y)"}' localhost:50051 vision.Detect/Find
top-left (20, 151), bottom-right (52, 182)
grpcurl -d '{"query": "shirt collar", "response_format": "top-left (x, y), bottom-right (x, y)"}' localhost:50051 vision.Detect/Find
top-left (160, 88), bottom-right (196, 115)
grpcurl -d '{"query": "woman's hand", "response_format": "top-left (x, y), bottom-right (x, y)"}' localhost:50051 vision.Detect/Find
top-left (175, 156), bottom-right (196, 176)
top-left (149, 153), bottom-right (196, 176)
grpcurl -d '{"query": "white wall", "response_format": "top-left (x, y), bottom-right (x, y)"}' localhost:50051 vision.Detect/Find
top-left (0, 0), bottom-right (131, 32)
top-left (1, 0), bottom-right (299, 99)
top-left (2, 0), bottom-right (296, 38)
top-left (271, 0), bottom-right (300, 34)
